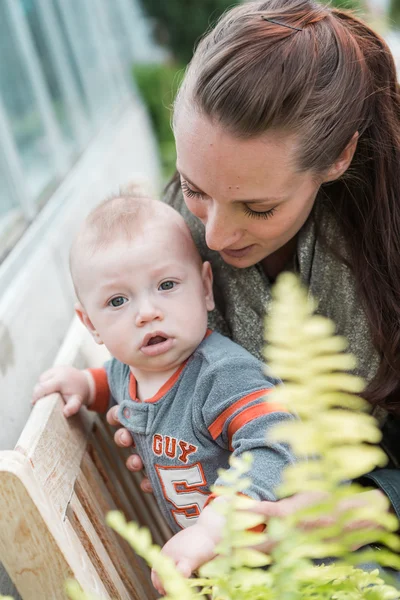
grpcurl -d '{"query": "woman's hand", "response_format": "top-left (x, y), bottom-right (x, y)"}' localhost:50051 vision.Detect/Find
top-left (106, 405), bottom-right (153, 493)
top-left (249, 489), bottom-right (388, 553)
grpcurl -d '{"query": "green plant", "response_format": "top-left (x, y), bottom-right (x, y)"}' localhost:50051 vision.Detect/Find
top-left (389, 0), bottom-right (400, 28)
top-left (66, 273), bottom-right (400, 599)
top-left (139, 1), bottom-right (239, 65)
top-left (133, 63), bottom-right (184, 179)
top-left (329, 0), bottom-right (363, 10)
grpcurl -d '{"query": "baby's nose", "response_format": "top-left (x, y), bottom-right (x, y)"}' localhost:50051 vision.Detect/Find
top-left (135, 301), bottom-right (163, 326)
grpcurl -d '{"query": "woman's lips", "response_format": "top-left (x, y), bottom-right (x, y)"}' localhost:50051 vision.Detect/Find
top-left (140, 337), bottom-right (174, 357)
top-left (221, 245), bottom-right (255, 259)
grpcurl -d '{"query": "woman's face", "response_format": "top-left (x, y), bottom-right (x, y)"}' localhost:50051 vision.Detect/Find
top-left (174, 109), bottom-right (323, 268)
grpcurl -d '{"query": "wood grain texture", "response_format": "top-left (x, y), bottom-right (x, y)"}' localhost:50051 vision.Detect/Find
top-left (0, 451), bottom-right (110, 599)
top-left (90, 420), bottom-right (172, 546)
top-left (75, 456), bottom-right (158, 600)
top-left (0, 317), bottom-right (170, 599)
top-left (15, 394), bottom-right (93, 517)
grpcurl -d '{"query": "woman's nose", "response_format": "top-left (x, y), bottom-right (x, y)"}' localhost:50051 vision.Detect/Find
top-left (204, 208), bottom-right (241, 252)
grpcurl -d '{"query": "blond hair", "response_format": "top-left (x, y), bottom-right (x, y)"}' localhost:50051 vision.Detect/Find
top-left (70, 182), bottom-right (201, 298)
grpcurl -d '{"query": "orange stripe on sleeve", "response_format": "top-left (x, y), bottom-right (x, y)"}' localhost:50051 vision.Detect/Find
top-left (228, 402), bottom-right (288, 449)
top-left (208, 389), bottom-right (273, 440)
top-left (88, 368), bottom-right (110, 413)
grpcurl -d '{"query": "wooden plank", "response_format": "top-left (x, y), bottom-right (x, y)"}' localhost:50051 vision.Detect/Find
top-left (88, 427), bottom-right (143, 526)
top-left (67, 492), bottom-right (131, 600)
top-left (75, 456), bottom-right (158, 600)
top-left (15, 395), bottom-right (93, 517)
top-left (113, 444), bottom-right (172, 545)
top-left (91, 420), bottom-right (171, 545)
top-left (12, 318), bottom-right (98, 517)
top-left (101, 418), bottom-right (172, 541)
top-left (0, 451), bottom-right (110, 599)
top-left (0, 317), bottom-right (168, 599)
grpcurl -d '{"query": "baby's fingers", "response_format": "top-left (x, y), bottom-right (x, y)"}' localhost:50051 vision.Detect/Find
top-left (176, 558), bottom-right (193, 579)
top-left (151, 559), bottom-right (193, 595)
top-left (39, 369), bottom-right (57, 383)
top-left (63, 394), bottom-right (83, 417)
top-left (32, 377), bottom-right (64, 404)
top-left (151, 569), bottom-right (165, 595)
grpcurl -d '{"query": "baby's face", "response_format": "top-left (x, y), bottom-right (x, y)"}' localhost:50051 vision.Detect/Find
top-left (77, 221), bottom-right (214, 375)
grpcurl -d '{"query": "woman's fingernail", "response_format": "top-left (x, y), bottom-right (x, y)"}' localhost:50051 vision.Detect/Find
top-left (122, 432), bottom-right (130, 446)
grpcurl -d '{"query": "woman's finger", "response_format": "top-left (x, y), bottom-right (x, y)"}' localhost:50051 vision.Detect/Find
top-left (125, 456), bottom-right (153, 491)
top-left (251, 492), bottom-right (328, 519)
top-left (106, 405), bottom-right (120, 427)
top-left (140, 478), bottom-right (154, 493)
top-left (126, 454), bottom-right (144, 471)
top-left (114, 427), bottom-right (133, 448)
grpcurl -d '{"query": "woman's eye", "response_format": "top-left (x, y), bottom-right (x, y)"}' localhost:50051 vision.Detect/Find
top-left (159, 281), bottom-right (176, 291)
top-left (181, 180), bottom-right (204, 199)
top-left (243, 206), bottom-right (276, 220)
top-left (109, 296), bottom-right (127, 307)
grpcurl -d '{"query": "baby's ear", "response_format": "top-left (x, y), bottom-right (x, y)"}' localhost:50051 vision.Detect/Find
top-left (201, 262), bottom-right (215, 311)
top-left (75, 303), bottom-right (104, 345)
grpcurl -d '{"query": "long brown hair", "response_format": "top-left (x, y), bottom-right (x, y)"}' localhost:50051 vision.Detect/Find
top-left (174, 0), bottom-right (400, 413)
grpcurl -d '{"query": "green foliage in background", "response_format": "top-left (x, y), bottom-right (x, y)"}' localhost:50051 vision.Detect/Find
top-left (389, 0), bottom-right (400, 29)
top-left (133, 0), bottom-right (364, 182)
top-left (139, 0), bottom-right (239, 64)
top-left (66, 273), bottom-right (400, 600)
top-left (329, 0), bottom-right (363, 10)
top-left (134, 1), bottom-right (241, 180)
top-left (133, 63), bottom-right (183, 180)
top-left (139, 0), bottom-right (364, 65)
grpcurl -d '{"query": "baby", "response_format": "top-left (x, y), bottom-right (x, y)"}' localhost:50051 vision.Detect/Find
top-left (32, 189), bottom-right (294, 590)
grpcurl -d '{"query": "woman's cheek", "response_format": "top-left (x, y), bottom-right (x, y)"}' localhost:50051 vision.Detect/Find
top-left (183, 195), bottom-right (207, 221)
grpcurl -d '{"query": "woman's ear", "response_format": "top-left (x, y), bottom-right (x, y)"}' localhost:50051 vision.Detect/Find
top-left (201, 261), bottom-right (215, 311)
top-left (322, 132), bottom-right (359, 183)
top-left (75, 302), bottom-right (104, 345)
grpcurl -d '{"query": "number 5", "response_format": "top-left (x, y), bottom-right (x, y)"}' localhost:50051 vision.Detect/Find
top-left (155, 462), bottom-right (209, 529)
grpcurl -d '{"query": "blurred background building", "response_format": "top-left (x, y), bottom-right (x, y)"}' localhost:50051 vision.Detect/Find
top-left (0, 0), bottom-right (164, 594)
top-left (0, 0), bottom-right (165, 446)
top-left (0, 0), bottom-right (399, 595)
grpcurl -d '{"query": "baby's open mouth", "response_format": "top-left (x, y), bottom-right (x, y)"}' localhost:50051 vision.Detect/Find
top-left (141, 333), bottom-right (173, 356)
top-left (146, 335), bottom-right (167, 346)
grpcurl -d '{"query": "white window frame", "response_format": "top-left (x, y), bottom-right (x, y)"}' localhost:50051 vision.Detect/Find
top-left (34, 0), bottom-right (91, 149)
top-left (5, 0), bottom-right (69, 178)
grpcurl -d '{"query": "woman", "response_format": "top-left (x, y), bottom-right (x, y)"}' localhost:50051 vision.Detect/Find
top-left (109, 0), bottom-right (400, 541)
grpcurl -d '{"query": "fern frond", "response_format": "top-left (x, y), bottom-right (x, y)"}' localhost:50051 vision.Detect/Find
top-left (106, 511), bottom-right (197, 600)
top-left (264, 272), bottom-right (400, 576)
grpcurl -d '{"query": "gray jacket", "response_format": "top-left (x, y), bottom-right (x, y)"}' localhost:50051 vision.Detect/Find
top-left (103, 332), bottom-right (295, 533)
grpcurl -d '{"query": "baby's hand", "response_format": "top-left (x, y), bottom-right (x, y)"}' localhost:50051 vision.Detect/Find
top-left (151, 502), bottom-right (225, 594)
top-left (32, 366), bottom-right (94, 417)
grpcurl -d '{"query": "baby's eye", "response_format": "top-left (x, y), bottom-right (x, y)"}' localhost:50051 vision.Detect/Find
top-left (109, 296), bottom-right (127, 307)
top-left (159, 281), bottom-right (176, 291)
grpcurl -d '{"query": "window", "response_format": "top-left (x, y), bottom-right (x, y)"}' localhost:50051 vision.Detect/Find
top-left (0, 1), bottom-right (58, 200)
top-left (0, 0), bottom-right (149, 263)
